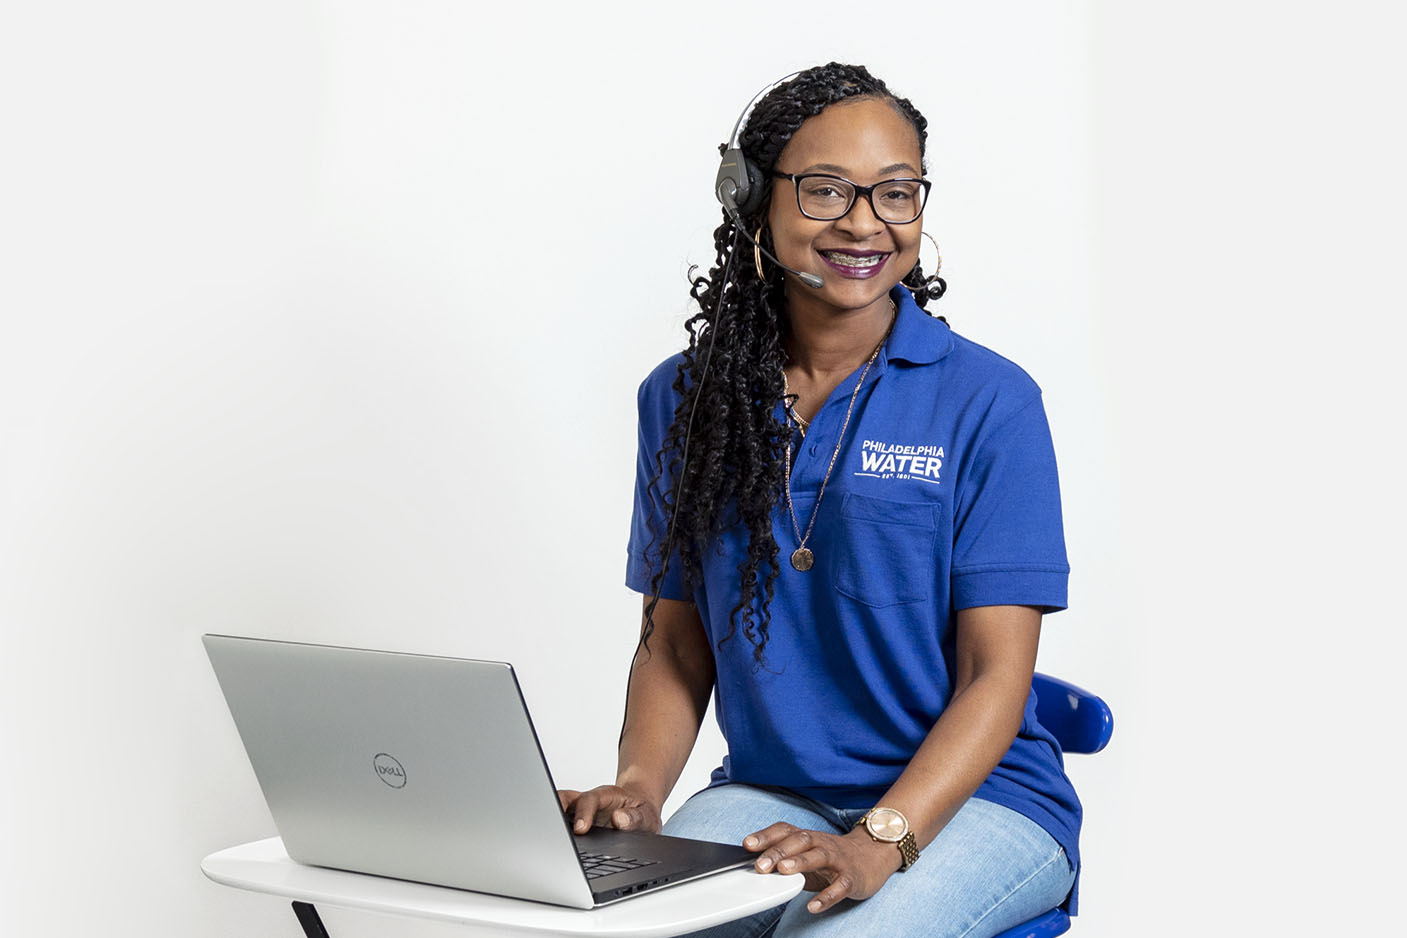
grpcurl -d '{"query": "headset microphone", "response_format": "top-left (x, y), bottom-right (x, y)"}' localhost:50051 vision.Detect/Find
top-left (764, 246), bottom-right (824, 289)
top-left (716, 191), bottom-right (824, 290)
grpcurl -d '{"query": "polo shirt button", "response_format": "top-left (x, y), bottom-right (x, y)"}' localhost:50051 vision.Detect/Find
top-left (809, 444), bottom-right (818, 456)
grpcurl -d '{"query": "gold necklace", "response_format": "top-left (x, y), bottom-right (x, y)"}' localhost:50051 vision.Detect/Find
top-left (782, 301), bottom-right (895, 572)
top-left (782, 372), bottom-right (809, 437)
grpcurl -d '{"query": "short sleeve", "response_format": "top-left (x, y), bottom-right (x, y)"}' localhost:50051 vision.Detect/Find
top-left (950, 392), bottom-right (1069, 612)
top-left (625, 363), bottom-right (690, 601)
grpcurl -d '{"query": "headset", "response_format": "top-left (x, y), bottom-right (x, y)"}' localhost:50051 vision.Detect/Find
top-left (713, 74), bottom-right (794, 218)
top-left (713, 72), bottom-right (824, 290)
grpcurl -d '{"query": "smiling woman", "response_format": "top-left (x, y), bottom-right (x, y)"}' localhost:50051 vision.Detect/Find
top-left (558, 63), bottom-right (1079, 938)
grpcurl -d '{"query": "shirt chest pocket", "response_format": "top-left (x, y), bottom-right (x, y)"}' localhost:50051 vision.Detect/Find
top-left (833, 493), bottom-right (941, 607)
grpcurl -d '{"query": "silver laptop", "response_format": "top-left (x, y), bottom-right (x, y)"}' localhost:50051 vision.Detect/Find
top-left (203, 634), bottom-right (753, 909)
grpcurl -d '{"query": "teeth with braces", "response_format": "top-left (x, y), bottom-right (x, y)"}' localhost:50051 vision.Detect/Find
top-left (822, 252), bottom-right (885, 268)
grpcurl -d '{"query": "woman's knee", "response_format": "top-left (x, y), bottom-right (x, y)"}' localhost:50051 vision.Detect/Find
top-left (769, 799), bottom-right (1074, 938)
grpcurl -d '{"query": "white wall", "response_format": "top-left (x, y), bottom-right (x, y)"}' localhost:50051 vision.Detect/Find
top-left (2, 2), bottom-right (1400, 935)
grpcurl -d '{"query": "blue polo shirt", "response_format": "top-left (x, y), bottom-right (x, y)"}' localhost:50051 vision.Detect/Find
top-left (626, 287), bottom-right (1081, 909)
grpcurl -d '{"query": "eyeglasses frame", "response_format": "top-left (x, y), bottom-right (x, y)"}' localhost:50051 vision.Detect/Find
top-left (771, 172), bottom-right (932, 224)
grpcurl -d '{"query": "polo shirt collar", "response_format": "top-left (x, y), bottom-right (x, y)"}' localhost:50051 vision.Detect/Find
top-left (882, 286), bottom-right (953, 366)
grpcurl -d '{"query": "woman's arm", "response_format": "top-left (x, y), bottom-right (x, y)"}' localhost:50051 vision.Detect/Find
top-left (871, 602), bottom-right (1041, 846)
top-left (744, 604), bottom-right (1041, 911)
top-left (559, 595), bottom-right (717, 833)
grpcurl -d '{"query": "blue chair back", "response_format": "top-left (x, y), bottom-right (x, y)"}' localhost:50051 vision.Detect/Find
top-left (988, 674), bottom-right (1112, 938)
top-left (1031, 673), bottom-right (1114, 755)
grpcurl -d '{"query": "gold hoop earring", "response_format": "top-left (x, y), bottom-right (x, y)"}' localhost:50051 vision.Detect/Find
top-left (921, 231), bottom-right (942, 275)
top-left (906, 230), bottom-right (947, 299)
top-left (753, 226), bottom-right (768, 281)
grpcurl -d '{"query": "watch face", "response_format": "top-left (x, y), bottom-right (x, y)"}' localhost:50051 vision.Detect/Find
top-left (866, 807), bottom-right (909, 842)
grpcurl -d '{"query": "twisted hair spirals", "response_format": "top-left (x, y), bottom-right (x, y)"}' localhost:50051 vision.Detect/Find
top-left (644, 63), bottom-right (937, 662)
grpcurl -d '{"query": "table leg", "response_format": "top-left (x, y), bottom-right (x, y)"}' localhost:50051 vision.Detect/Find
top-left (291, 901), bottom-right (332, 938)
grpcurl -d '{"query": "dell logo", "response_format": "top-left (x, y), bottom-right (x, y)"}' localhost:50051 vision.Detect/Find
top-left (373, 753), bottom-right (407, 789)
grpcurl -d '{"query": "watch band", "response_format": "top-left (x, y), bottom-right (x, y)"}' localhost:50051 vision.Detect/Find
top-left (893, 830), bottom-right (919, 871)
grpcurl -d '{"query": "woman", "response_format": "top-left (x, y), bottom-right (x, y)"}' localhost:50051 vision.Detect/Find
top-left (560, 63), bottom-right (1080, 938)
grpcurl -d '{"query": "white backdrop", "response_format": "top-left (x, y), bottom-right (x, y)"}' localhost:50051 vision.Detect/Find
top-left (2, 2), bottom-right (1402, 936)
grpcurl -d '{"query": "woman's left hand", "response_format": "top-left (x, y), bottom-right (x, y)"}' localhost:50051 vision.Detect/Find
top-left (743, 823), bottom-right (902, 913)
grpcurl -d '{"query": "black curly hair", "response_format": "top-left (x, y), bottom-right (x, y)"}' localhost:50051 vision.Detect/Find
top-left (643, 63), bottom-right (940, 663)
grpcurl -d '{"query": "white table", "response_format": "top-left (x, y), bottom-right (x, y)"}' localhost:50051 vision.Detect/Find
top-left (203, 837), bottom-right (805, 938)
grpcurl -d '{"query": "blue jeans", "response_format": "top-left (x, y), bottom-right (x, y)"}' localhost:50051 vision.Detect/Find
top-left (662, 784), bottom-right (1074, 938)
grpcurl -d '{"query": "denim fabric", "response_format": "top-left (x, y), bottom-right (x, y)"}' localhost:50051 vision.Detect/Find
top-left (662, 784), bottom-right (1075, 938)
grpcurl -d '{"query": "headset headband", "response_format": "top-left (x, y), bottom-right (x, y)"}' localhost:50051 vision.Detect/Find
top-left (725, 70), bottom-right (802, 151)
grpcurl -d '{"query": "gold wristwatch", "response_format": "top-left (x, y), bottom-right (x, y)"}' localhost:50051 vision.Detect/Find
top-left (856, 806), bottom-right (920, 871)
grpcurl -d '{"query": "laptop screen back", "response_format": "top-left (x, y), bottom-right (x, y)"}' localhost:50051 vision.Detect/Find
top-left (203, 635), bottom-right (596, 908)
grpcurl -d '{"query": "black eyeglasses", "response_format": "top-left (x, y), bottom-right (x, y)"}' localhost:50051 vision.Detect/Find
top-left (773, 172), bottom-right (931, 224)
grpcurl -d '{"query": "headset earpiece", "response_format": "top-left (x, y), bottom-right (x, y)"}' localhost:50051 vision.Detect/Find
top-left (715, 145), bottom-right (767, 218)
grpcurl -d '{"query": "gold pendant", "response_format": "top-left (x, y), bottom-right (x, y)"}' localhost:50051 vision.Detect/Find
top-left (790, 547), bottom-right (814, 571)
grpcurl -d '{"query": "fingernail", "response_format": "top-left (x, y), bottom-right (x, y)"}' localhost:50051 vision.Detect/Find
top-left (808, 900), bottom-right (822, 913)
top-left (756, 857), bottom-right (773, 872)
top-left (574, 819), bottom-right (587, 832)
top-left (744, 836), bottom-right (757, 848)
top-left (778, 859), bottom-right (794, 872)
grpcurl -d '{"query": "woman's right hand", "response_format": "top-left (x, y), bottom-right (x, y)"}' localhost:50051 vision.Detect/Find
top-left (557, 784), bottom-right (663, 835)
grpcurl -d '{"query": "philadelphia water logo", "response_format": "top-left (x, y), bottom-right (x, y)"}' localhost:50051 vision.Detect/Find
top-left (855, 439), bottom-right (945, 486)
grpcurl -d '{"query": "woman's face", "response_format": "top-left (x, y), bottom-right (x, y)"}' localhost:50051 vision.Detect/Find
top-left (767, 97), bottom-right (925, 316)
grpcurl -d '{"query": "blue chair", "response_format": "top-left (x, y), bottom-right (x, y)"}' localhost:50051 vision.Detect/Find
top-left (990, 673), bottom-right (1113, 938)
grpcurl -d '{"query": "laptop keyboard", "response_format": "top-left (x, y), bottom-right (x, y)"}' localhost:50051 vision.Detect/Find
top-left (577, 850), bottom-right (660, 880)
